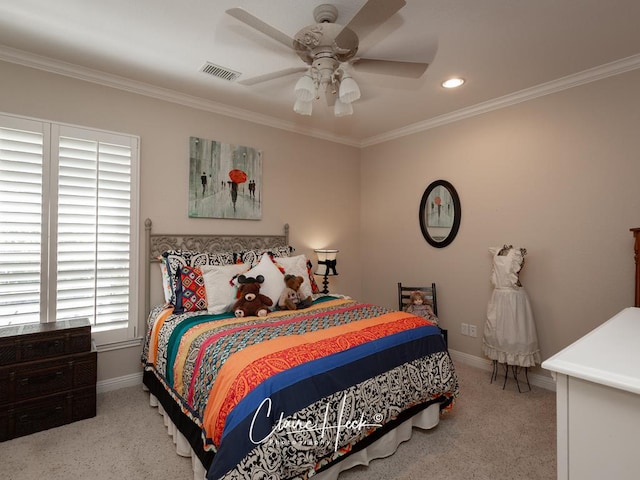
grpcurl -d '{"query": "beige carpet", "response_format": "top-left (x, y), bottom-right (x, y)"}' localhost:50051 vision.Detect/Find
top-left (0, 361), bottom-right (556, 480)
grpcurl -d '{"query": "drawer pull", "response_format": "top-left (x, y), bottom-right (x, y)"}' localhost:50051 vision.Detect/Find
top-left (18, 406), bottom-right (64, 423)
top-left (19, 370), bottom-right (65, 386)
top-left (24, 340), bottom-right (62, 351)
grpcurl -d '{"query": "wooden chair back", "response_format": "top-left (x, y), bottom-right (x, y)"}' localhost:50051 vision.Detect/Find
top-left (397, 282), bottom-right (438, 316)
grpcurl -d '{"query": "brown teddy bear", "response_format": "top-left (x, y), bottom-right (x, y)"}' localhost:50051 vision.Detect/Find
top-left (233, 275), bottom-right (273, 318)
top-left (278, 274), bottom-right (312, 310)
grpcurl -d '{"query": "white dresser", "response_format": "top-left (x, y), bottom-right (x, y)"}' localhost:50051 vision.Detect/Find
top-left (542, 307), bottom-right (640, 480)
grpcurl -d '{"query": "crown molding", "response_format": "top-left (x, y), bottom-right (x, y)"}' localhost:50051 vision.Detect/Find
top-left (360, 53), bottom-right (640, 147)
top-left (0, 45), bottom-right (360, 148)
top-left (2, 45), bottom-right (639, 150)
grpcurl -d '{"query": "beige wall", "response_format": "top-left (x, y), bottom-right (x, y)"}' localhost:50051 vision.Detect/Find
top-left (361, 68), bottom-right (640, 375)
top-left (2, 59), bottom-right (640, 384)
top-left (0, 61), bottom-right (361, 382)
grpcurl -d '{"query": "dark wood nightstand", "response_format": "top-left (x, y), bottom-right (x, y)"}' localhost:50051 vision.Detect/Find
top-left (0, 318), bottom-right (97, 441)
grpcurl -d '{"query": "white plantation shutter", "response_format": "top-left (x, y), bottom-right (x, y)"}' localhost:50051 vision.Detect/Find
top-left (0, 118), bottom-right (48, 326)
top-left (0, 114), bottom-right (139, 346)
top-left (55, 129), bottom-right (135, 334)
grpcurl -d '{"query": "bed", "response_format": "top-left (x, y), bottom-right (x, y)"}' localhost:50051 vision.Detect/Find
top-left (141, 219), bottom-right (459, 480)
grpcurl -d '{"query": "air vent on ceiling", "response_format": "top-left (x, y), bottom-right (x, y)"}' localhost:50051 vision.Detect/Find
top-left (200, 62), bottom-right (241, 82)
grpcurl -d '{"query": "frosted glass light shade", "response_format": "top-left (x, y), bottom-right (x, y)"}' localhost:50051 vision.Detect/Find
top-left (294, 74), bottom-right (316, 101)
top-left (293, 99), bottom-right (313, 116)
top-left (338, 75), bottom-right (361, 103)
top-left (334, 99), bottom-right (353, 117)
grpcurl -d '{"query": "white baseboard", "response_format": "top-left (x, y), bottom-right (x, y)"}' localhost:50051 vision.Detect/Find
top-left (448, 349), bottom-right (556, 392)
top-left (95, 351), bottom-right (557, 395)
top-left (97, 372), bottom-right (143, 394)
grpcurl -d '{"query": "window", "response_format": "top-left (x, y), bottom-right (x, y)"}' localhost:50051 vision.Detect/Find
top-left (0, 113), bottom-right (139, 346)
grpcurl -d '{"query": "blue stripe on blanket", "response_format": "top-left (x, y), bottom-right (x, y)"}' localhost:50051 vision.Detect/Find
top-left (209, 325), bottom-right (444, 480)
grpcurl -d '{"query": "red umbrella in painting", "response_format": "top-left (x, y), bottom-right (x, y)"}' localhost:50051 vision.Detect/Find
top-left (434, 195), bottom-right (442, 219)
top-left (229, 169), bottom-right (247, 184)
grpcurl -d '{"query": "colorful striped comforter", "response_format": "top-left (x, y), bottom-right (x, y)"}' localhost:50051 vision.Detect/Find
top-left (142, 296), bottom-right (459, 480)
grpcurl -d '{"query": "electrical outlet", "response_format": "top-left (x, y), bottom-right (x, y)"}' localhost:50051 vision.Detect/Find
top-left (461, 323), bottom-right (469, 336)
top-left (469, 324), bottom-right (477, 337)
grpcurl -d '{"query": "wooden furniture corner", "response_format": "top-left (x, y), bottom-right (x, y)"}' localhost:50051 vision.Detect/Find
top-left (0, 319), bottom-right (97, 441)
top-left (631, 228), bottom-right (640, 307)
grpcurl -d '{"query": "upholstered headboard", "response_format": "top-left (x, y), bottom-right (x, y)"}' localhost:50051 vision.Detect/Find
top-left (144, 218), bottom-right (290, 316)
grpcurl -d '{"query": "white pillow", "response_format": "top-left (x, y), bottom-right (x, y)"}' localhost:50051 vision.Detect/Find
top-left (201, 263), bottom-right (248, 314)
top-left (276, 255), bottom-right (313, 299)
top-left (234, 253), bottom-right (285, 309)
top-left (159, 261), bottom-right (172, 303)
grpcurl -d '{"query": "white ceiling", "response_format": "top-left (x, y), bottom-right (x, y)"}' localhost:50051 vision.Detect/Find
top-left (1, 0), bottom-right (640, 146)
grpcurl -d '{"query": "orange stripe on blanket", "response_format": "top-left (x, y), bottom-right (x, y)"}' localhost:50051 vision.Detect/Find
top-left (147, 306), bottom-right (174, 366)
top-left (172, 313), bottom-right (287, 396)
top-left (203, 311), bottom-right (429, 446)
top-left (173, 299), bottom-right (351, 395)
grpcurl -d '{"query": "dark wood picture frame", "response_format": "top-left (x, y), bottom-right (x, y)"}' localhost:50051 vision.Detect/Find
top-left (419, 179), bottom-right (461, 248)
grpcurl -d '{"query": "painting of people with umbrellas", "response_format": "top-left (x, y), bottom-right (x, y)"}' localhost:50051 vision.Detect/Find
top-left (188, 136), bottom-right (262, 219)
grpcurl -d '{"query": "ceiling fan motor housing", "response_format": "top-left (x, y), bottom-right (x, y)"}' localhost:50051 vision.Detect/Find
top-left (293, 23), bottom-right (359, 64)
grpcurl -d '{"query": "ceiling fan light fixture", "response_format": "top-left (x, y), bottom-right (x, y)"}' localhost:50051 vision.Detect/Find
top-left (334, 98), bottom-right (353, 117)
top-left (294, 73), bottom-right (316, 101)
top-left (294, 99), bottom-right (313, 116)
top-left (227, 1), bottom-right (422, 117)
top-left (338, 74), bottom-right (361, 104)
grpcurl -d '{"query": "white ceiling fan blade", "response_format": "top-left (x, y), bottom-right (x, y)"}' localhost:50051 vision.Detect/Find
top-left (335, 0), bottom-right (406, 49)
top-left (226, 8), bottom-right (295, 50)
top-left (238, 67), bottom-right (307, 86)
top-left (352, 58), bottom-right (428, 78)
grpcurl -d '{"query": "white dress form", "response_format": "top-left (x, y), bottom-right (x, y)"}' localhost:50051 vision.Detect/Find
top-left (482, 246), bottom-right (541, 369)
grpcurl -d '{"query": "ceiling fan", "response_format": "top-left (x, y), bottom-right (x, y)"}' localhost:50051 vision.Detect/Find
top-left (226, 0), bottom-right (431, 116)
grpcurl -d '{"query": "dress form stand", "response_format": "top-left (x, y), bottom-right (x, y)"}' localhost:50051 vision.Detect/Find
top-left (482, 245), bottom-right (541, 392)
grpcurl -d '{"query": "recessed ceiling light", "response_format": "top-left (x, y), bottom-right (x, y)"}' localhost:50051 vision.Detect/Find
top-left (442, 78), bottom-right (465, 89)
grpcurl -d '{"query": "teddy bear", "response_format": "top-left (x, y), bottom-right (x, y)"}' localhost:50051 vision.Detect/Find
top-left (404, 290), bottom-right (438, 324)
top-left (232, 275), bottom-right (273, 318)
top-left (278, 274), bottom-right (313, 310)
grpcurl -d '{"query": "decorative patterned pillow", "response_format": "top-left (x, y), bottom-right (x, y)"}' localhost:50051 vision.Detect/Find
top-left (201, 263), bottom-right (248, 314)
top-left (234, 245), bottom-right (294, 267)
top-left (162, 249), bottom-right (235, 304)
top-left (305, 259), bottom-right (320, 294)
top-left (174, 265), bottom-right (207, 313)
top-left (232, 253), bottom-right (285, 308)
